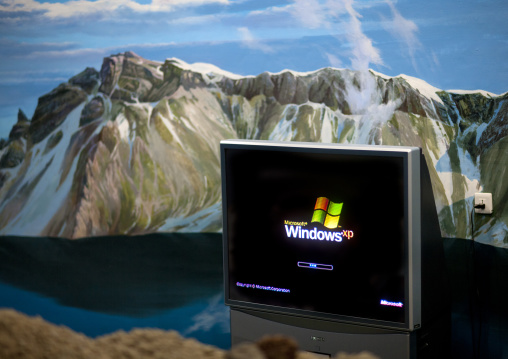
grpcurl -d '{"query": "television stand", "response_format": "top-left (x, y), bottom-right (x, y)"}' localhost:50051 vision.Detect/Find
top-left (230, 308), bottom-right (449, 359)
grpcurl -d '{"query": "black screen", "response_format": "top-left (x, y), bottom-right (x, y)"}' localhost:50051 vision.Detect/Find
top-left (223, 146), bottom-right (408, 324)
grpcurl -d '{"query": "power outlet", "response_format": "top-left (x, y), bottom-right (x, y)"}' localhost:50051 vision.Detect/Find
top-left (474, 192), bottom-right (493, 214)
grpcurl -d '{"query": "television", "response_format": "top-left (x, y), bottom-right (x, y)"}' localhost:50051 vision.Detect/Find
top-left (220, 140), bottom-right (449, 358)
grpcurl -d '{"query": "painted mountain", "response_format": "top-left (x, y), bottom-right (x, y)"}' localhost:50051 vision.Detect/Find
top-left (0, 52), bottom-right (506, 247)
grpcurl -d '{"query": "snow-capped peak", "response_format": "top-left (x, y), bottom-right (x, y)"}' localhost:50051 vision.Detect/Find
top-left (165, 57), bottom-right (244, 80)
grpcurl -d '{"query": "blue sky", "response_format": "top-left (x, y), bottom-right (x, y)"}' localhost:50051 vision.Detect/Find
top-left (1, 0), bottom-right (507, 135)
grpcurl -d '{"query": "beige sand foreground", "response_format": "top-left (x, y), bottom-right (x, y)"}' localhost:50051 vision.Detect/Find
top-left (0, 309), bottom-right (377, 359)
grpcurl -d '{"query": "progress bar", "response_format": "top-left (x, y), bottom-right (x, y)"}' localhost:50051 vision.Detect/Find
top-left (297, 262), bottom-right (333, 271)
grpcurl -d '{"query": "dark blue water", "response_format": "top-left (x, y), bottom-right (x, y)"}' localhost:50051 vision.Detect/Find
top-left (0, 233), bottom-right (231, 349)
top-left (2, 234), bottom-right (508, 358)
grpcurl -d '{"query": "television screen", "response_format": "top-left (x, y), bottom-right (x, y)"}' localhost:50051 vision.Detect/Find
top-left (221, 140), bottom-right (422, 330)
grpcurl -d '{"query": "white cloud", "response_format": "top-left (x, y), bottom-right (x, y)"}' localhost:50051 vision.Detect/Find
top-left (326, 52), bottom-right (343, 68)
top-left (290, 0), bottom-right (383, 71)
top-left (383, 0), bottom-right (421, 70)
top-left (237, 27), bottom-right (274, 53)
top-left (0, 40), bottom-right (179, 71)
top-left (431, 50), bottom-right (440, 66)
top-left (0, 0), bottom-right (230, 19)
top-left (291, 0), bottom-right (327, 28)
top-left (346, 13), bottom-right (383, 70)
top-left (24, 47), bottom-right (107, 58)
top-left (288, 0), bottom-right (424, 72)
top-left (169, 13), bottom-right (222, 26)
top-left (248, 4), bottom-right (291, 17)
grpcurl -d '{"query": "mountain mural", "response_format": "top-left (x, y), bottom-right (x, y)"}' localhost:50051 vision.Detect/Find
top-left (0, 51), bottom-right (506, 247)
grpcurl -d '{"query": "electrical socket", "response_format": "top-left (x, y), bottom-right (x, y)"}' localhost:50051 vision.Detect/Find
top-left (474, 192), bottom-right (493, 214)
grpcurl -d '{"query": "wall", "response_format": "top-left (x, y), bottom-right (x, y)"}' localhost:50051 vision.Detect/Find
top-left (1, 0), bottom-right (506, 246)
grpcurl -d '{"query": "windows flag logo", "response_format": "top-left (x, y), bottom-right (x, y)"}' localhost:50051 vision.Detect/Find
top-left (311, 197), bottom-right (343, 229)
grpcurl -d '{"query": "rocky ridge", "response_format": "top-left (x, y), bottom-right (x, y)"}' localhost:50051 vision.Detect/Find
top-left (0, 51), bottom-right (506, 245)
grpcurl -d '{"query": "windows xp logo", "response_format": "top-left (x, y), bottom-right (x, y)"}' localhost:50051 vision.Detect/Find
top-left (311, 197), bottom-right (343, 229)
top-left (283, 197), bottom-right (353, 242)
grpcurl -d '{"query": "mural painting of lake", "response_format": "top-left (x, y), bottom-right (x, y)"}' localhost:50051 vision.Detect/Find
top-left (0, 0), bottom-right (507, 357)
top-left (0, 233), bottom-right (230, 348)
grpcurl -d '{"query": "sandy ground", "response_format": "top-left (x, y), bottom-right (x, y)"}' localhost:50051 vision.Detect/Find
top-left (0, 309), bottom-right (377, 359)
